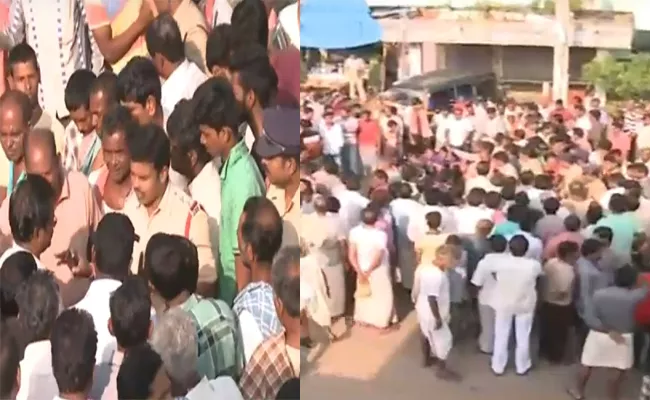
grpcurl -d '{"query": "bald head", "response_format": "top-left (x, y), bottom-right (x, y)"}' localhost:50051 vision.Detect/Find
top-left (240, 196), bottom-right (283, 264)
top-left (0, 90), bottom-right (32, 125)
top-left (313, 195), bottom-right (328, 214)
top-left (24, 128), bottom-right (57, 166)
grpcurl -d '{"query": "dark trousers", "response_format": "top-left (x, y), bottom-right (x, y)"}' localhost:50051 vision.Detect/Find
top-left (539, 302), bottom-right (573, 363)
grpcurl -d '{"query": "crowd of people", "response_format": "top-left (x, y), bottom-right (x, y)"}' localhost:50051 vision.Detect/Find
top-left (0, 0), bottom-right (302, 399)
top-left (299, 89), bottom-right (650, 399)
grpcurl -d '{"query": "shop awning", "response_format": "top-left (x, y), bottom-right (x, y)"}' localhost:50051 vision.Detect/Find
top-left (300, 0), bottom-right (382, 49)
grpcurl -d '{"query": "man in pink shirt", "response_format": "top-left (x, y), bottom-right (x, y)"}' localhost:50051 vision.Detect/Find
top-left (0, 128), bottom-right (102, 305)
top-left (543, 215), bottom-right (584, 261)
top-left (608, 117), bottom-right (631, 160)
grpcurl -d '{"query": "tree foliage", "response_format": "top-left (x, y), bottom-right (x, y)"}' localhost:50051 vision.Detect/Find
top-left (583, 54), bottom-right (650, 99)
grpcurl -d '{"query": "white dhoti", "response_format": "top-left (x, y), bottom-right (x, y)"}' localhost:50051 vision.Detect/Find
top-left (397, 234), bottom-right (417, 290)
top-left (581, 330), bottom-right (633, 370)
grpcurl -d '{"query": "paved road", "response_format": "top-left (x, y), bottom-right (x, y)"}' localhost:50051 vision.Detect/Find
top-left (301, 298), bottom-right (644, 400)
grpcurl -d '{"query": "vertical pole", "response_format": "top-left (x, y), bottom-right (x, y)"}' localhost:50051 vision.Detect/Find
top-left (552, 0), bottom-right (571, 103)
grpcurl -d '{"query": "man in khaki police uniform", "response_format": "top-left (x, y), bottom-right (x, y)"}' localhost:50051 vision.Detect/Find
top-left (122, 123), bottom-right (216, 296)
top-left (253, 108), bottom-right (300, 249)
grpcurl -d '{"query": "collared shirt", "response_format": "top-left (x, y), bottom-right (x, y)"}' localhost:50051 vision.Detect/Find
top-left (267, 184), bottom-right (300, 250)
top-left (485, 254), bottom-right (543, 315)
top-left (73, 278), bottom-right (121, 366)
top-left (17, 340), bottom-right (58, 400)
top-left (123, 183), bottom-right (215, 284)
top-left (471, 252), bottom-right (509, 307)
top-left (542, 258), bottom-right (576, 306)
top-left (543, 231), bottom-right (584, 260)
top-left (1, 170), bottom-right (102, 305)
top-left (576, 256), bottom-right (613, 327)
top-left (173, 0), bottom-right (208, 72)
top-left (84, 0), bottom-right (145, 73)
top-left (239, 331), bottom-right (296, 400)
top-left (334, 188), bottom-right (369, 235)
top-left (0, 242), bottom-right (45, 270)
top-left (2, 0), bottom-right (102, 118)
top-left (179, 294), bottom-right (245, 380)
top-left (62, 125), bottom-right (101, 176)
top-left (189, 160), bottom-right (221, 264)
top-left (233, 282), bottom-right (282, 363)
top-left (161, 59), bottom-right (207, 120)
top-left (219, 140), bottom-right (264, 305)
top-left (185, 376), bottom-right (243, 400)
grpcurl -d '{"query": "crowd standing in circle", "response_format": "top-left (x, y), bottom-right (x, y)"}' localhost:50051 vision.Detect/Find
top-left (0, 0), bottom-right (302, 399)
top-left (300, 89), bottom-right (650, 400)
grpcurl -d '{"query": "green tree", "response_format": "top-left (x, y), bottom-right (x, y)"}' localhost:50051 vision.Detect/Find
top-left (583, 54), bottom-right (650, 99)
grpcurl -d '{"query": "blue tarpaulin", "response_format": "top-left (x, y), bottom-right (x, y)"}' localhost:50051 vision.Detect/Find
top-left (300, 0), bottom-right (382, 49)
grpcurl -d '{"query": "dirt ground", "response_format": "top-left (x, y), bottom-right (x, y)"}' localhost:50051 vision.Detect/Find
top-left (300, 292), bottom-right (645, 400)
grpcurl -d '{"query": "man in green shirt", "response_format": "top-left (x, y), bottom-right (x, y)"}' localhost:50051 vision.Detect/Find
top-left (192, 77), bottom-right (265, 305)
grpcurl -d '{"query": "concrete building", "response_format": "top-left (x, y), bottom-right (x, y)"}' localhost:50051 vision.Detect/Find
top-left (372, 1), bottom-right (636, 100)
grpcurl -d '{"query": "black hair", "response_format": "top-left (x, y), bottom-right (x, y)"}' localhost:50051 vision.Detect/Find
top-left (0, 90), bottom-right (32, 125)
top-left (614, 265), bottom-right (638, 289)
top-left (0, 251), bottom-right (37, 319)
top-left (51, 309), bottom-right (97, 394)
top-left (276, 378), bottom-right (300, 400)
top-left (0, 320), bottom-right (20, 399)
top-left (241, 196), bottom-right (283, 264)
top-left (564, 215), bottom-right (581, 232)
top-left (508, 234), bottom-right (529, 257)
top-left (117, 343), bottom-right (163, 400)
top-left (145, 13), bottom-right (185, 63)
top-left (231, 0), bottom-right (269, 48)
top-left (89, 71), bottom-right (118, 105)
top-left (94, 213), bottom-right (135, 278)
top-left (192, 77), bottom-right (241, 135)
top-left (206, 24), bottom-right (232, 71)
top-left (466, 188), bottom-right (486, 207)
top-left (16, 270), bottom-right (59, 343)
top-left (489, 235), bottom-right (508, 252)
top-left (64, 69), bottom-right (96, 112)
top-left (513, 191), bottom-right (530, 207)
top-left (542, 196), bottom-right (560, 215)
top-left (144, 233), bottom-right (198, 300)
top-left (557, 240), bottom-right (579, 260)
top-left (593, 226), bottom-right (614, 244)
top-left (7, 43), bottom-right (39, 76)
top-left (581, 238), bottom-right (603, 257)
top-left (9, 174), bottom-right (56, 244)
top-left (99, 104), bottom-right (138, 140)
top-left (127, 123), bottom-right (170, 173)
top-left (117, 56), bottom-right (161, 105)
top-left (272, 246), bottom-right (301, 318)
top-left (608, 193), bottom-right (628, 214)
top-left (229, 44), bottom-right (278, 108)
top-left (484, 191), bottom-right (502, 209)
top-left (109, 276), bottom-right (151, 349)
top-left (167, 99), bottom-right (210, 159)
top-left (585, 202), bottom-right (603, 225)
top-left (425, 211), bottom-right (441, 230)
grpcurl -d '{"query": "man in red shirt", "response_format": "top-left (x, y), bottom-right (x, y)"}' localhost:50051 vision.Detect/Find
top-left (358, 110), bottom-right (381, 174)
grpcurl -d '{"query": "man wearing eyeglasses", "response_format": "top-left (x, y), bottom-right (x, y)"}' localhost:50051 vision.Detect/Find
top-left (254, 108), bottom-right (300, 250)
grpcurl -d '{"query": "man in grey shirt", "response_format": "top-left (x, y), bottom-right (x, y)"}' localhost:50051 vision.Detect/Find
top-left (576, 239), bottom-right (613, 339)
top-left (569, 265), bottom-right (648, 400)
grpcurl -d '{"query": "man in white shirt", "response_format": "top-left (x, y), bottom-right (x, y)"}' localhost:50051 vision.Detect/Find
top-left (15, 270), bottom-right (62, 400)
top-left (456, 188), bottom-right (493, 235)
top-left (574, 104), bottom-right (592, 133)
top-left (74, 214), bottom-right (135, 368)
top-left (145, 13), bottom-right (208, 120)
top-left (335, 176), bottom-right (369, 236)
top-left (445, 106), bottom-right (474, 149)
top-left (471, 235), bottom-right (509, 354)
top-left (319, 112), bottom-right (344, 166)
top-left (487, 235), bottom-right (543, 376)
top-left (465, 161), bottom-right (498, 194)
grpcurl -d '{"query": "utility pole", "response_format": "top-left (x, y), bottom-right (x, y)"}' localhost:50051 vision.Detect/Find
top-left (552, 0), bottom-right (571, 103)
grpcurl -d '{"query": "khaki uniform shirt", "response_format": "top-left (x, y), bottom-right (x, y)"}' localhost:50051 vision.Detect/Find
top-left (174, 0), bottom-right (208, 72)
top-left (267, 184), bottom-right (300, 250)
top-left (123, 183), bottom-right (216, 284)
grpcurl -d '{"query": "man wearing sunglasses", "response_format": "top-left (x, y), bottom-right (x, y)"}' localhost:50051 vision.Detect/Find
top-left (254, 108), bottom-right (300, 251)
